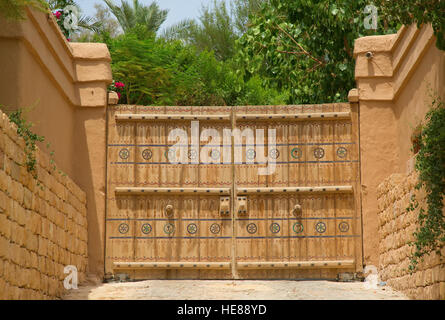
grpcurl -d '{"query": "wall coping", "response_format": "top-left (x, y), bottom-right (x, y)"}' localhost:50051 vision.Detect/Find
top-left (353, 24), bottom-right (439, 102)
top-left (0, 7), bottom-right (112, 108)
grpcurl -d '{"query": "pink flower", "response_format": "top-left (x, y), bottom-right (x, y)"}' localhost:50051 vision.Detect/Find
top-left (115, 82), bottom-right (125, 89)
top-left (53, 11), bottom-right (62, 19)
top-left (117, 92), bottom-right (122, 100)
top-left (67, 38), bottom-right (71, 42)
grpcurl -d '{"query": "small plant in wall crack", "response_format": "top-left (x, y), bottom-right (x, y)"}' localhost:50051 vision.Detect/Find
top-left (406, 94), bottom-right (445, 272)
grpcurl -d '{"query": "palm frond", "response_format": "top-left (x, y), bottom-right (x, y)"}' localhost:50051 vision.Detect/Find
top-left (160, 19), bottom-right (197, 41)
top-left (104, 0), bottom-right (169, 35)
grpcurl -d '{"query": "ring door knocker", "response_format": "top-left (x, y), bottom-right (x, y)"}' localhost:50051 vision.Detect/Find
top-left (292, 203), bottom-right (302, 217)
top-left (165, 204), bottom-right (174, 218)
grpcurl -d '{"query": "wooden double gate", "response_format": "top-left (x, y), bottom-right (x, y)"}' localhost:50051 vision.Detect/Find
top-left (105, 103), bottom-right (362, 279)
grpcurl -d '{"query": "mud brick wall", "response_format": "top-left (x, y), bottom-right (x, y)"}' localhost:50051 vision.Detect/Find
top-left (0, 110), bottom-right (88, 299)
top-left (377, 173), bottom-right (445, 300)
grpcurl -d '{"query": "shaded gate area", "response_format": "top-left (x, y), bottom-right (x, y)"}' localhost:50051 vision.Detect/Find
top-left (105, 104), bottom-right (362, 279)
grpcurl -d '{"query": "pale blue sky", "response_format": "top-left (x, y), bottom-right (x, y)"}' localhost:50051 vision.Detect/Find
top-left (74, 0), bottom-right (219, 32)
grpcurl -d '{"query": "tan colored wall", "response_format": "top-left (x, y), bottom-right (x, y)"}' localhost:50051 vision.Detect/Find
top-left (353, 24), bottom-right (445, 267)
top-left (0, 8), bottom-right (112, 278)
top-left (377, 170), bottom-right (445, 299)
top-left (0, 110), bottom-right (88, 299)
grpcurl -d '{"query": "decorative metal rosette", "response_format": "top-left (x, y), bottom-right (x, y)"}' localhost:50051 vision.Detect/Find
top-left (187, 223), bottom-right (198, 234)
top-left (315, 221), bottom-right (327, 233)
top-left (246, 149), bottom-right (256, 160)
top-left (313, 147), bottom-right (325, 159)
top-left (270, 222), bottom-right (281, 234)
top-left (269, 148), bottom-right (280, 160)
top-left (141, 223), bottom-right (152, 235)
top-left (336, 147), bottom-right (347, 159)
top-left (210, 149), bottom-right (221, 160)
top-left (290, 147), bottom-right (302, 159)
top-left (293, 222), bottom-right (304, 234)
top-left (118, 223), bottom-right (129, 234)
top-left (142, 149), bottom-right (152, 160)
top-left (188, 149), bottom-right (198, 160)
top-left (210, 223), bottom-right (221, 234)
top-left (338, 221), bottom-right (349, 233)
top-left (246, 223), bottom-right (257, 234)
top-left (119, 148), bottom-right (130, 160)
top-left (164, 223), bottom-right (175, 235)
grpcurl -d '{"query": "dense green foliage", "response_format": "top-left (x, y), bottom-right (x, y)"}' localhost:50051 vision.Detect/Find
top-left (0, 0), bottom-right (48, 20)
top-left (406, 96), bottom-right (445, 271)
top-left (108, 32), bottom-right (288, 106)
top-left (237, 0), bottom-right (399, 104)
top-left (377, 0), bottom-right (445, 50)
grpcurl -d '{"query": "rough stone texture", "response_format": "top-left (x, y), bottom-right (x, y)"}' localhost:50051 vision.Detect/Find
top-left (377, 172), bottom-right (445, 300)
top-left (0, 110), bottom-right (88, 300)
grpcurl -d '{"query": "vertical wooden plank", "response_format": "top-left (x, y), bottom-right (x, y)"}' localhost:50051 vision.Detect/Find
top-left (350, 101), bottom-right (363, 272)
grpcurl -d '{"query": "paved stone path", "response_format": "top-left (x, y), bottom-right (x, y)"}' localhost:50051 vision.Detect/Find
top-left (63, 280), bottom-right (408, 300)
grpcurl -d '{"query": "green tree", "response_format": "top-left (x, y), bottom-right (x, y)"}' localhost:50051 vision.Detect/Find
top-left (110, 34), bottom-right (175, 105)
top-left (237, 0), bottom-right (398, 104)
top-left (376, 0), bottom-right (445, 50)
top-left (231, 0), bottom-right (265, 35)
top-left (104, 0), bottom-right (168, 37)
top-left (75, 4), bottom-right (121, 42)
top-left (0, 0), bottom-right (48, 21)
top-left (162, 0), bottom-right (264, 61)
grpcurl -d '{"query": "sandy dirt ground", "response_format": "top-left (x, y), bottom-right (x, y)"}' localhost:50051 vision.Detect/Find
top-left (63, 280), bottom-right (409, 300)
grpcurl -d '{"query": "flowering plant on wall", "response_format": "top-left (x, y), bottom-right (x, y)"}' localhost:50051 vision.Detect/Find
top-left (51, 1), bottom-right (79, 39)
top-left (109, 81), bottom-right (126, 102)
top-left (48, 0), bottom-right (102, 40)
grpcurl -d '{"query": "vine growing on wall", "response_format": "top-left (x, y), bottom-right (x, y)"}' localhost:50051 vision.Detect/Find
top-left (7, 108), bottom-right (45, 180)
top-left (406, 95), bottom-right (445, 271)
top-left (1, 105), bottom-right (65, 186)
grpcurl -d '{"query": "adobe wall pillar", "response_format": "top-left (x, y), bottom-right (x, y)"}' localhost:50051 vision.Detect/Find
top-left (353, 24), bottom-right (444, 268)
top-left (0, 8), bottom-right (113, 278)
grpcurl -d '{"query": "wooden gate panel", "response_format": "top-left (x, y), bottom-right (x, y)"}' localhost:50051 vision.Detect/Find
top-left (234, 104), bottom-right (359, 279)
top-left (106, 105), bottom-right (233, 278)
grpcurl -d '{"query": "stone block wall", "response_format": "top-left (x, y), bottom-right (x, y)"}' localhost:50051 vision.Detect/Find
top-left (0, 110), bottom-right (88, 299)
top-left (377, 172), bottom-right (445, 300)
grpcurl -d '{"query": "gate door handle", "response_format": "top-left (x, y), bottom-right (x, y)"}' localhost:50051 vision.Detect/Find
top-left (219, 197), bottom-right (230, 216)
top-left (237, 197), bottom-right (247, 215)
